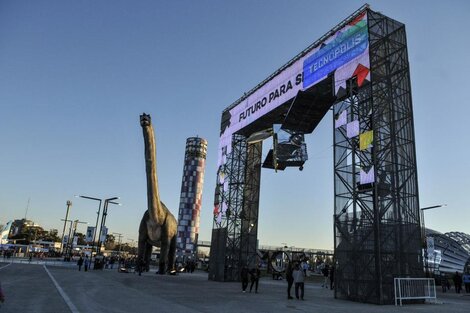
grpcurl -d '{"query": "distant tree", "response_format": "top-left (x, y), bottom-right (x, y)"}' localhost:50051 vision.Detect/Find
top-left (75, 232), bottom-right (87, 245)
top-left (41, 229), bottom-right (61, 242)
top-left (105, 234), bottom-right (116, 250)
top-left (10, 224), bottom-right (44, 245)
top-left (115, 242), bottom-right (135, 254)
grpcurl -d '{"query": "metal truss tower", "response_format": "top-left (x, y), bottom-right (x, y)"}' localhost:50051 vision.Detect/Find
top-left (210, 7), bottom-right (423, 304)
top-left (209, 135), bottom-right (261, 281)
top-left (333, 10), bottom-right (422, 304)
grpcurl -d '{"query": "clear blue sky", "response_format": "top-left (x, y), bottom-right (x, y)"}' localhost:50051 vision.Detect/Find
top-left (1, 1), bottom-right (469, 250)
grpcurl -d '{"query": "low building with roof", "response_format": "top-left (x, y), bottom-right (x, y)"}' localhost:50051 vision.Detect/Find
top-left (426, 229), bottom-right (470, 275)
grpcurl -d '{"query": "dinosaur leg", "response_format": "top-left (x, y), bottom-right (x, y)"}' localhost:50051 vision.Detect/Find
top-left (137, 240), bottom-right (147, 270)
top-left (137, 212), bottom-right (149, 274)
top-left (159, 239), bottom-right (169, 274)
top-left (167, 235), bottom-right (177, 272)
top-left (144, 242), bottom-right (152, 272)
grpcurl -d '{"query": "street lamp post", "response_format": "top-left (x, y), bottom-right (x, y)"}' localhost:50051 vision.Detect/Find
top-left (97, 197), bottom-right (120, 254)
top-left (127, 238), bottom-right (136, 256)
top-left (421, 204), bottom-right (447, 277)
top-left (60, 200), bottom-right (72, 254)
top-left (61, 218), bottom-right (73, 260)
top-left (112, 232), bottom-right (123, 256)
top-left (68, 219), bottom-right (87, 259)
top-left (62, 219), bottom-right (87, 261)
top-left (75, 195), bottom-right (102, 258)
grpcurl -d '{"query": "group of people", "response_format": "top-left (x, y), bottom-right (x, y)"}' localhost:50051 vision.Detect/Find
top-left (442, 271), bottom-right (470, 294)
top-left (1, 250), bottom-right (13, 259)
top-left (241, 261), bottom-right (337, 301)
top-left (286, 262), bottom-right (306, 300)
top-left (176, 259), bottom-right (197, 273)
top-left (77, 254), bottom-right (140, 272)
top-left (76, 255), bottom-right (91, 271)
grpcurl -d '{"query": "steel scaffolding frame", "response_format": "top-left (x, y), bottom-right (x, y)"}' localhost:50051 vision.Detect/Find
top-left (210, 9), bottom-right (423, 304)
top-left (210, 135), bottom-right (262, 281)
top-left (333, 9), bottom-right (423, 304)
top-left (240, 141), bottom-right (262, 271)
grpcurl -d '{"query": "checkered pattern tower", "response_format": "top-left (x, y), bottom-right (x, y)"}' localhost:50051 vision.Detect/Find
top-left (177, 137), bottom-right (208, 256)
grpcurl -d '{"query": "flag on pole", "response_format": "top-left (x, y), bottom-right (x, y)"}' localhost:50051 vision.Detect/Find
top-left (85, 226), bottom-right (95, 243)
top-left (100, 227), bottom-right (108, 243)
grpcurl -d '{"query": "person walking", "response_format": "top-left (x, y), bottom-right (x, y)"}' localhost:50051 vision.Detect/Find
top-left (463, 272), bottom-right (470, 293)
top-left (293, 263), bottom-right (305, 300)
top-left (453, 271), bottom-right (463, 294)
top-left (241, 266), bottom-right (249, 293)
top-left (462, 273), bottom-right (470, 293)
top-left (322, 264), bottom-right (329, 288)
top-left (77, 256), bottom-right (84, 271)
top-left (249, 267), bottom-right (260, 293)
top-left (301, 260), bottom-right (308, 276)
top-left (329, 265), bottom-right (335, 290)
top-left (286, 263), bottom-right (294, 299)
top-left (441, 274), bottom-right (448, 292)
top-left (84, 256), bottom-right (90, 272)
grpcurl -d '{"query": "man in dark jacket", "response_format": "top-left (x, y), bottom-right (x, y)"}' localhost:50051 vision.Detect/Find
top-left (77, 256), bottom-right (84, 271)
top-left (453, 271), bottom-right (463, 294)
top-left (250, 267), bottom-right (261, 293)
top-left (286, 263), bottom-right (294, 299)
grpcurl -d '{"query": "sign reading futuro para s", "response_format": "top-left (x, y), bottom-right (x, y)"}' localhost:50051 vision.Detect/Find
top-left (218, 11), bottom-right (370, 168)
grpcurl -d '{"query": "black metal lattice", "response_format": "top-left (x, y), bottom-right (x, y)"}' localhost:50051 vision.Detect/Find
top-left (210, 8), bottom-right (423, 305)
top-left (209, 135), bottom-right (262, 281)
top-left (333, 9), bottom-right (423, 304)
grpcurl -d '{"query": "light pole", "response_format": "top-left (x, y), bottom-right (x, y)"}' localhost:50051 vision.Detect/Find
top-left (61, 219), bottom-right (73, 260)
top-left (60, 200), bottom-right (72, 254)
top-left (62, 219), bottom-right (87, 260)
top-left (75, 195), bottom-right (102, 258)
top-left (97, 197), bottom-right (120, 254)
top-left (112, 232), bottom-right (123, 256)
top-left (127, 238), bottom-right (136, 256)
top-left (421, 204), bottom-right (447, 277)
top-left (69, 219), bottom-right (87, 258)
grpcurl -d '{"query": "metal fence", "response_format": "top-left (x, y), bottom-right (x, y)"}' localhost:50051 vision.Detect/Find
top-left (394, 278), bottom-right (436, 306)
top-left (1, 257), bottom-right (77, 268)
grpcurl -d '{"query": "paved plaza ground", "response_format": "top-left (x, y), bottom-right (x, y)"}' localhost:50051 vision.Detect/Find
top-left (0, 259), bottom-right (469, 313)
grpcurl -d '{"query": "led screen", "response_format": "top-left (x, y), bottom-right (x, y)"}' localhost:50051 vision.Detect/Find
top-left (214, 10), bottom-right (371, 224)
top-left (218, 11), bottom-right (370, 168)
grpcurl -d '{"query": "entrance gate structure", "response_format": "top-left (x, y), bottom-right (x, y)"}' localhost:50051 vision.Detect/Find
top-left (209, 4), bottom-right (423, 304)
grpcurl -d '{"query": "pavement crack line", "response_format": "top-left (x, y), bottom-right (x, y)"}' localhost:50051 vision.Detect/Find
top-left (0, 263), bottom-right (11, 270)
top-left (43, 265), bottom-right (80, 313)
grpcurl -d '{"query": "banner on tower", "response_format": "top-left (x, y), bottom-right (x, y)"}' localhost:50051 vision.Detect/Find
top-left (85, 226), bottom-right (95, 243)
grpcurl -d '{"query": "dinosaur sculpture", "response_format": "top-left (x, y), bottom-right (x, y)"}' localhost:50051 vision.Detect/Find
top-left (138, 113), bottom-right (177, 274)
